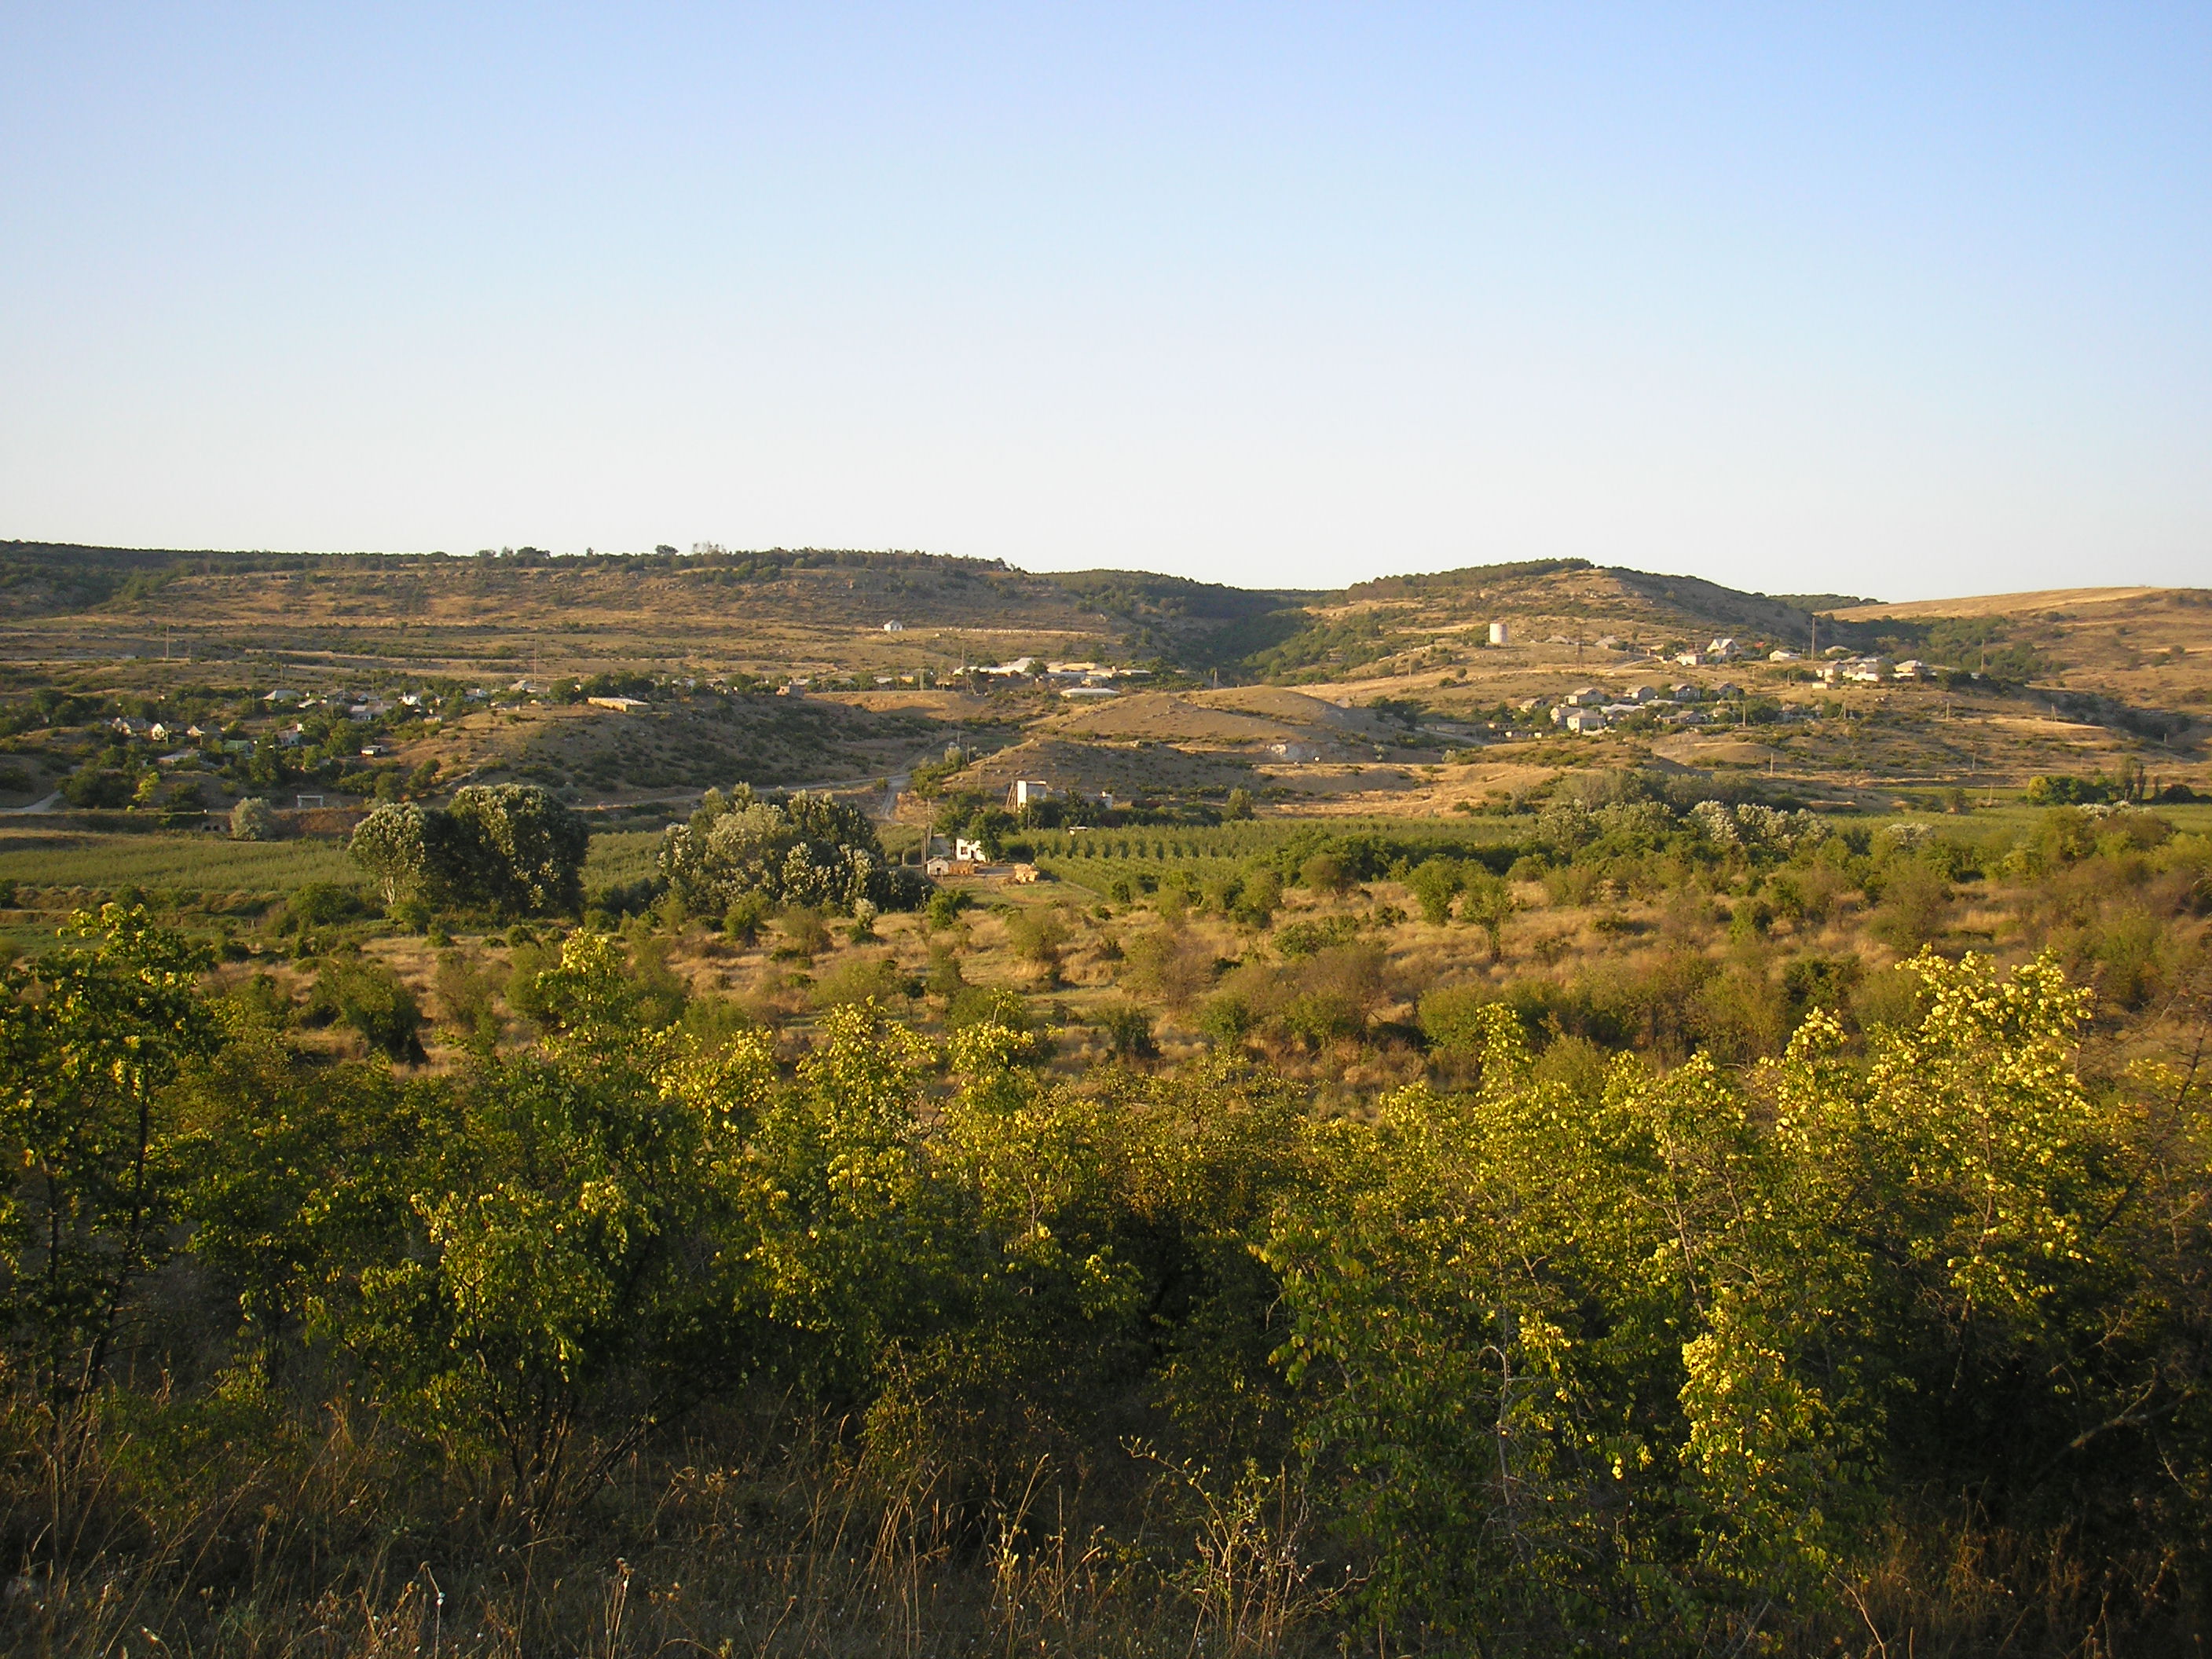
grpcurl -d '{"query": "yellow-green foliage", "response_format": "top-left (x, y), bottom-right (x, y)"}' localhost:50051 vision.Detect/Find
top-left (0, 912), bottom-right (2207, 1654)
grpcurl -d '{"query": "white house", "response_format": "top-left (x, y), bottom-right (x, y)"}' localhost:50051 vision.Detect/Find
top-left (1564, 709), bottom-right (1607, 734)
top-left (1488, 621), bottom-right (1511, 646)
top-left (883, 620), bottom-right (906, 632)
top-left (954, 837), bottom-right (988, 862)
top-left (1008, 778), bottom-right (1053, 810)
top-left (1769, 649), bottom-right (1801, 662)
top-left (588, 695), bottom-right (650, 712)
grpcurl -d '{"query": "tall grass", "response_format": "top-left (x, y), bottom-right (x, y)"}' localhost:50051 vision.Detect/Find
top-left (2, 1393), bottom-right (1317, 1658)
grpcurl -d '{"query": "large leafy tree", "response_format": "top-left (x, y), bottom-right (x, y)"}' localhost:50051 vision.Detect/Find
top-left (348, 800), bottom-right (442, 907)
top-left (350, 784), bottom-right (587, 916)
top-left (0, 906), bottom-right (221, 1417)
top-left (660, 785), bottom-right (928, 918)
top-left (446, 783), bottom-right (589, 914)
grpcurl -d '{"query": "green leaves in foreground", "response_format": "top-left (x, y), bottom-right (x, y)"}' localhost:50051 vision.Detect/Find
top-left (2, 914), bottom-right (2205, 1647)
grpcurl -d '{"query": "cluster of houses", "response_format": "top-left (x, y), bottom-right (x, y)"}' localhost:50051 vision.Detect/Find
top-left (1674, 636), bottom-right (1749, 667)
top-left (977, 658), bottom-right (1150, 698)
top-left (1545, 682), bottom-right (1746, 735)
top-left (785, 660), bottom-right (1150, 698)
top-left (108, 714), bottom-right (252, 767)
top-left (1818, 656), bottom-right (1932, 684)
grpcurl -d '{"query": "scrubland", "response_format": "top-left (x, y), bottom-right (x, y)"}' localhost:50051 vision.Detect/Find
top-left (0, 772), bottom-right (2208, 1657)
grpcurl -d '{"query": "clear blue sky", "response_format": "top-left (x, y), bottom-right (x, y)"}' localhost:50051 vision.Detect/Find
top-left (4, 3), bottom-right (2207, 599)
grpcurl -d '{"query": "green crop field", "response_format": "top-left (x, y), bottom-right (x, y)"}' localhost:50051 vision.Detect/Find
top-left (0, 830), bottom-right (359, 895)
top-left (0, 825), bottom-right (680, 903)
top-left (584, 828), bottom-right (668, 890)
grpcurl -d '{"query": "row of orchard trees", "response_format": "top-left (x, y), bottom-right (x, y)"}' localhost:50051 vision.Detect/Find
top-left (0, 908), bottom-right (2207, 1648)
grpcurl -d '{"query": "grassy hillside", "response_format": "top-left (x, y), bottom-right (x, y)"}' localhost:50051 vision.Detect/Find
top-left (0, 545), bottom-right (2205, 825)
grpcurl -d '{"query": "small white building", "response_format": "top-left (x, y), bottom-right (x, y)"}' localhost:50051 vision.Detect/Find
top-left (1564, 709), bottom-right (1607, 734)
top-left (1488, 621), bottom-right (1511, 646)
top-left (1769, 649), bottom-right (1801, 662)
top-left (588, 695), bottom-right (650, 712)
top-left (883, 620), bottom-right (906, 632)
top-left (954, 837), bottom-right (988, 862)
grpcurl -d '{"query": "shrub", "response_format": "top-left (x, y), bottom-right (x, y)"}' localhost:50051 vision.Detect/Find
top-left (60, 764), bottom-right (134, 809)
top-left (308, 957), bottom-right (426, 1064)
top-left (812, 954), bottom-right (913, 1010)
top-left (773, 907), bottom-right (832, 961)
top-left (291, 883), bottom-right (369, 928)
top-left (1096, 1000), bottom-right (1159, 1061)
top-left (1005, 908), bottom-right (1070, 986)
top-left (1868, 859), bottom-right (1952, 951)
top-left (1300, 851), bottom-right (1350, 893)
top-left (231, 797), bottom-right (281, 840)
top-left (723, 891), bottom-right (771, 945)
top-left (1404, 858), bottom-right (1464, 925)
